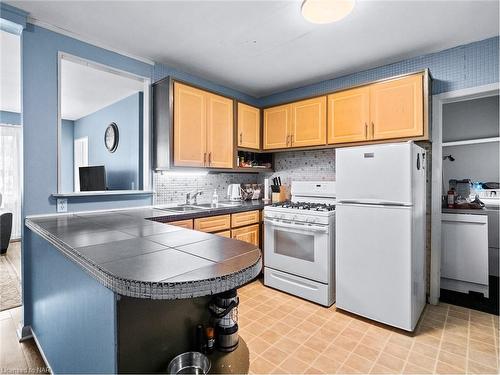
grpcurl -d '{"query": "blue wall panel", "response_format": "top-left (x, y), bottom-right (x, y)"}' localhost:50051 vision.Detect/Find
top-left (258, 37), bottom-right (499, 106)
top-left (24, 229), bottom-right (117, 373)
top-left (73, 93), bottom-right (143, 190)
top-left (60, 119), bottom-right (74, 192)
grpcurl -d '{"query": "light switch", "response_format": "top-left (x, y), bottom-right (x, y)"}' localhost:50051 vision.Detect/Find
top-left (57, 198), bottom-right (67, 213)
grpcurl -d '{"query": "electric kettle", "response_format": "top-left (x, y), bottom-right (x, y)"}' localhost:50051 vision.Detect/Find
top-left (227, 184), bottom-right (242, 201)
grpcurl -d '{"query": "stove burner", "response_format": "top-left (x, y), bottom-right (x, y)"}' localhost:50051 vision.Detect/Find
top-left (272, 200), bottom-right (335, 211)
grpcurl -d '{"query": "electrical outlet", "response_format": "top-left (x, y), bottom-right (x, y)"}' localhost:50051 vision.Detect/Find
top-left (57, 198), bottom-right (67, 213)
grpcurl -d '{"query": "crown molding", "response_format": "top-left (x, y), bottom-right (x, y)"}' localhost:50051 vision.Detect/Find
top-left (27, 16), bottom-right (155, 66)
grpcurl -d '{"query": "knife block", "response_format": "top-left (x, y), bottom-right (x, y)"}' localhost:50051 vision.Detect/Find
top-left (272, 186), bottom-right (287, 203)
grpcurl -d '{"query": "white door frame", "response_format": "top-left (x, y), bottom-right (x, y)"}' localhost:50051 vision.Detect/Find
top-left (429, 82), bottom-right (499, 304)
top-left (74, 136), bottom-right (88, 192)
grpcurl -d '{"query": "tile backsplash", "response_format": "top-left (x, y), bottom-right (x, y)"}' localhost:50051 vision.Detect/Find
top-left (153, 149), bottom-right (337, 205)
top-left (153, 172), bottom-right (259, 205)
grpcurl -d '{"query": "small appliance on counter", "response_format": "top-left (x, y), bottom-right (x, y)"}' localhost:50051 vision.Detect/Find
top-left (227, 184), bottom-right (242, 201)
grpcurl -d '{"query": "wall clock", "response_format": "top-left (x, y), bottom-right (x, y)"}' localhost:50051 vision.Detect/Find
top-left (104, 122), bottom-right (119, 153)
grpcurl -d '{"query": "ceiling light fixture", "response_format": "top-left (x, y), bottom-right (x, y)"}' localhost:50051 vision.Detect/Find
top-left (301, 0), bottom-right (355, 24)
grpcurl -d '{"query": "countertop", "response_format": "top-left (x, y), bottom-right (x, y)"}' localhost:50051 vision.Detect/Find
top-left (25, 201), bottom-right (267, 300)
top-left (442, 207), bottom-right (489, 215)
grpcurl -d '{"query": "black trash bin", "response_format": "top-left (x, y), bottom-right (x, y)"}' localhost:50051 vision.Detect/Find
top-left (0, 210), bottom-right (13, 255)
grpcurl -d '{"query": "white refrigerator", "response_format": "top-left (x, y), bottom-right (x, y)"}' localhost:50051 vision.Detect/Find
top-left (335, 142), bottom-right (426, 331)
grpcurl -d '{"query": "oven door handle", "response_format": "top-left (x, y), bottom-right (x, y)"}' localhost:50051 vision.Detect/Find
top-left (264, 219), bottom-right (328, 233)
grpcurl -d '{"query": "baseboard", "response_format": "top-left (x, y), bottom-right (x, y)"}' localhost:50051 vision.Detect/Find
top-left (31, 329), bottom-right (53, 374)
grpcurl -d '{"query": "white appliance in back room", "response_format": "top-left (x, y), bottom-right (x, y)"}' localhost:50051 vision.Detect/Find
top-left (335, 142), bottom-right (426, 331)
top-left (263, 181), bottom-right (336, 306)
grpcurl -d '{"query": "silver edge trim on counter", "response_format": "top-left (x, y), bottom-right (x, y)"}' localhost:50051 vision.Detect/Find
top-left (25, 219), bottom-right (262, 300)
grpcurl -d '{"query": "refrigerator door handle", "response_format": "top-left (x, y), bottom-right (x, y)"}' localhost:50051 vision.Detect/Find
top-left (337, 201), bottom-right (413, 208)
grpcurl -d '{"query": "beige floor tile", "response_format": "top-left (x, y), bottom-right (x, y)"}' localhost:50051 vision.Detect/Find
top-left (437, 350), bottom-right (466, 371)
top-left (343, 353), bottom-right (373, 373)
top-left (304, 365), bottom-right (326, 374)
top-left (383, 342), bottom-right (410, 360)
top-left (411, 342), bottom-right (439, 359)
top-left (261, 346), bottom-right (290, 367)
top-left (248, 337), bottom-right (272, 355)
top-left (403, 361), bottom-right (434, 374)
top-left (250, 356), bottom-right (277, 374)
top-left (468, 339), bottom-right (498, 356)
top-left (332, 335), bottom-right (359, 352)
top-left (261, 329), bottom-right (283, 345)
top-left (414, 333), bottom-right (442, 348)
top-left (435, 361), bottom-right (465, 374)
top-left (342, 326), bottom-right (365, 341)
top-left (336, 364), bottom-right (363, 374)
top-left (276, 337), bottom-right (300, 354)
top-left (440, 340), bottom-right (467, 357)
top-left (360, 334), bottom-right (388, 351)
top-left (375, 353), bottom-right (406, 372)
top-left (288, 327), bottom-right (315, 345)
top-left (312, 354), bottom-right (342, 373)
top-left (352, 343), bottom-right (380, 362)
top-left (369, 363), bottom-right (396, 374)
top-left (467, 359), bottom-right (499, 374)
top-left (468, 349), bottom-right (499, 369)
top-left (303, 337), bottom-right (330, 353)
top-left (247, 321), bottom-right (268, 335)
top-left (293, 345), bottom-right (321, 365)
top-left (280, 356), bottom-right (311, 374)
top-left (406, 350), bottom-right (437, 372)
top-left (322, 346), bottom-right (351, 363)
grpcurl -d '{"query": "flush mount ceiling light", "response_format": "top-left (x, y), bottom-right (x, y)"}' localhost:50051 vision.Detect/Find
top-left (301, 0), bottom-right (355, 24)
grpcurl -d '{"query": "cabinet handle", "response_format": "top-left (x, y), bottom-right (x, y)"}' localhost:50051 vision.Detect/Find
top-left (365, 123), bottom-right (368, 139)
top-left (208, 152), bottom-right (212, 166)
top-left (286, 135), bottom-right (290, 146)
top-left (204, 152), bottom-right (207, 166)
top-left (239, 132), bottom-right (243, 144)
top-left (290, 134), bottom-right (294, 146)
top-left (371, 122), bottom-right (375, 137)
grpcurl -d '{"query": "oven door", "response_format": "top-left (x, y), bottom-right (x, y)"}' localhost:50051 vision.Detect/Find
top-left (264, 218), bottom-right (330, 283)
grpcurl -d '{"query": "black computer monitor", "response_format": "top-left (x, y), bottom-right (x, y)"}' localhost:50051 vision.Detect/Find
top-left (79, 166), bottom-right (106, 191)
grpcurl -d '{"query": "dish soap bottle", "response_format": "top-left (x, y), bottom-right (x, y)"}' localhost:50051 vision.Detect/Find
top-left (212, 189), bottom-right (218, 207)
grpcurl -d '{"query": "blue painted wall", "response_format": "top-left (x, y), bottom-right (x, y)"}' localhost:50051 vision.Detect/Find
top-left (60, 119), bottom-right (74, 192)
top-left (24, 229), bottom-right (117, 373)
top-left (0, 110), bottom-right (21, 125)
top-left (22, 24), bottom-right (153, 215)
top-left (73, 92), bottom-right (143, 190)
top-left (259, 36), bottom-right (499, 106)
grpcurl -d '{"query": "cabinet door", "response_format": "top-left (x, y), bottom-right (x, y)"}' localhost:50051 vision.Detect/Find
top-left (328, 87), bottom-right (370, 144)
top-left (263, 104), bottom-right (291, 150)
top-left (237, 103), bottom-right (260, 150)
top-left (231, 210), bottom-right (260, 228)
top-left (231, 224), bottom-right (260, 246)
top-left (173, 83), bottom-right (207, 167)
top-left (194, 214), bottom-right (231, 233)
top-left (167, 219), bottom-right (193, 230)
top-left (291, 96), bottom-right (326, 147)
top-left (370, 74), bottom-right (423, 140)
top-left (206, 93), bottom-right (234, 169)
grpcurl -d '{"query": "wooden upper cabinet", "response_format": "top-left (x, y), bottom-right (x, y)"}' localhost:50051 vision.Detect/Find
top-left (206, 93), bottom-right (234, 168)
top-left (237, 103), bottom-right (260, 150)
top-left (370, 74), bottom-right (424, 140)
top-left (263, 104), bottom-right (291, 150)
top-left (291, 96), bottom-right (326, 147)
top-left (173, 83), bottom-right (207, 167)
top-left (328, 87), bottom-right (370, 144)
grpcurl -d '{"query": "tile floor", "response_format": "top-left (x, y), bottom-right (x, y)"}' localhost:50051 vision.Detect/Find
top-left (238, 280), bottom-right (499, 374)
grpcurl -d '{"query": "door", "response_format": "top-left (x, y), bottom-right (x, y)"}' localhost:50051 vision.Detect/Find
top-left (206, 93), bottom-right (233, 168)
top-left (336, 203), bottom-right (412, 330)
top-left (336, 143), bottom-right (413, 205)
top-left (173, 82), bottom-right (207, 167)
top-left (290, 96), bottom-right (326, 147)
top-left (237, 102), bottom-right (260, 150)
top-left (74, 137), bottom-right (88, 192)
top-left (231, 224), bottom-right (259, 246)
top-left (328, 87), bottom-right (370, 144)
top-left (370, 74), bottom-right (423, 140)
top-left (263, 104), bottom-right (291, 150)
top-left (264, 218), bottom-right (330, 283)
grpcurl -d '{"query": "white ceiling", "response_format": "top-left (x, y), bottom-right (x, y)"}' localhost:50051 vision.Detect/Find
top-left (61, 58), bottom-right (144, 120)
top-left (0, 30), bottom-right (21, 113)
top-left (6, 0), bottom-right (500, 97)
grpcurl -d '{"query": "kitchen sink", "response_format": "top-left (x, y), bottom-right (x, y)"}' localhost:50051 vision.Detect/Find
top-left (193, 202), bottom-right (243, 208)
top-left (156, 205), bottom-right (210, 212)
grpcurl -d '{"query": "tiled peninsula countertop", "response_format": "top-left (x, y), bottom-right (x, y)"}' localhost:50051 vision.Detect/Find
top-left (25, 201), bottom-right (266, 300)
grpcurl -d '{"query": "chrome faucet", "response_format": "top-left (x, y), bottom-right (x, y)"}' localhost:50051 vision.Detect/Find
top-left (185, 190), bottom-right (203, 205)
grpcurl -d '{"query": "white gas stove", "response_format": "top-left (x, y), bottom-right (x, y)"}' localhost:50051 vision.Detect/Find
top-left (263, 181), bottom-right (336, 306)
